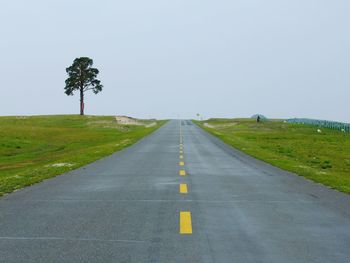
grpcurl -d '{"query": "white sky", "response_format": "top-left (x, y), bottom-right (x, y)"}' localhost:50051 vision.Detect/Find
top-left (1, 0), bottom-right (349, 122)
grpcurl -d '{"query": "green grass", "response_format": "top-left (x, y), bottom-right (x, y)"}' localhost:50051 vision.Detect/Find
top-left (0, 115), bottom-right (166, 196)
top-left (195, 118), bottom-right (350, 194)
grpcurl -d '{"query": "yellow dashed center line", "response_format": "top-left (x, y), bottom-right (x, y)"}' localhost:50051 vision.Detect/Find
top-left (179, 183), bottom-right (188, 194)
top-left (180, 211), bottom-right (192, 234)
top-left (179, 123), bottom-right (192, 234)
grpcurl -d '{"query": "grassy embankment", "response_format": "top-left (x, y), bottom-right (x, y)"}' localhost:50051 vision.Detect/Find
top-left (195, 118), bottom-right (350, 194)
top-left (0, 115), bottom-right (165, 196)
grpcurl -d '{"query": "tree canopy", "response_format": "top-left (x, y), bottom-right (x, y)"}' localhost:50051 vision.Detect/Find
top-left (64, 57), bottom-right (103, 115)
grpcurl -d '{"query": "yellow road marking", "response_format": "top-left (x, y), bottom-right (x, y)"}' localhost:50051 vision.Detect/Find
top-left (179, 183), bottom-right (188, 194)
top-left (180, 155), bottom-right (184, 159)
top-left (180, 150), bottom-right (183, 154)
top-left (179, 170), bottom-right (186, 176)
top-left (179, 161), bottom-right (185, 166)
top-left (180, 211), bottom-right (192, 234)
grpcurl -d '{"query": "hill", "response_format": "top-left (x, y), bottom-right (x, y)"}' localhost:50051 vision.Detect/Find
top-left (0, 115), bottom-right (165, 196)
top-left (196, 118), bottom-right (350, 194)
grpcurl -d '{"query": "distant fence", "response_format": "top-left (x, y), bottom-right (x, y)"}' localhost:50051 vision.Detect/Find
top-left (287, 118), bottom-right (350, 133)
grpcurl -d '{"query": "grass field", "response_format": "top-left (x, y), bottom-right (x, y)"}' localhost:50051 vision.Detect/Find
top-left (195, 118), bottom-right (350, 194)
top-left (0, 115), bottom-right (165, 196)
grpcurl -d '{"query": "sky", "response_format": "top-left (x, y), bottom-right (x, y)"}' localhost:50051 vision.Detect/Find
top-left (1, 0), bottom-right (349, 122)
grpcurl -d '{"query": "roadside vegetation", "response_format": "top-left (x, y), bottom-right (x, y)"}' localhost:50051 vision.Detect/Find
top-left (195, 118), bottom-right (350, 194)
top-left (0, 115), bottom-right (165, 196)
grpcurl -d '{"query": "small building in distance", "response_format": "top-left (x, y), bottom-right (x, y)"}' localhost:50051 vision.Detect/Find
top-left (251, 114), bottom-right (267, 120)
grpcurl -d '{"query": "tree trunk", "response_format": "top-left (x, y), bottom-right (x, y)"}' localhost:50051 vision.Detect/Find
top-left (80, 88), bottom-right (84, 115)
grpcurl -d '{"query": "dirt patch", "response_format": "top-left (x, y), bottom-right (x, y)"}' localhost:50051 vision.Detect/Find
top-left (116, 116), bottom-right (140, 125)
top-left (204, 123), bottom-right (215, 128)
top-left (116, 116), bottom-right (156, 127)
top-left (46, 163), bottom-right (74, 168)
top-left (146, 122), bottom-right (156, 127)
top-left (204, 122), bottom-right (238, 128)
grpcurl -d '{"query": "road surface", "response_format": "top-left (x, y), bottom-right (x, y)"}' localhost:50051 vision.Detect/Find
top-left (1, 120), bottom-right (350, 262)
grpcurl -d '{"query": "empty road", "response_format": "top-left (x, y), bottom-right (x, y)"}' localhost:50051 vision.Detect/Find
top-left (1, 120), bottom-right (350, 262)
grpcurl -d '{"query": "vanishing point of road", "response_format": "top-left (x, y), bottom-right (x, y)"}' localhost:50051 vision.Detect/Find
top-left (1, 120), bottom-right (350, 262)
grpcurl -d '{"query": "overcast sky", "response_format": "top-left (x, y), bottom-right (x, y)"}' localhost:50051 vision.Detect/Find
top-left (1, 0), bottom-right (349, 121)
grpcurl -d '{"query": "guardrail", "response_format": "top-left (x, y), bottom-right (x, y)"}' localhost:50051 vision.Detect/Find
top-left (287, 118), bottom-right (350, 133)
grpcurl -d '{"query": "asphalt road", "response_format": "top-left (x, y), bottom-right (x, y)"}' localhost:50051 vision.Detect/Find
top-left (1, 120), bottom-right (350, 262)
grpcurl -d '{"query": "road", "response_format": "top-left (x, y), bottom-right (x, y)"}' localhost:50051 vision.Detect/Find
top-left (1, 120), bottom-right (350, 262)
